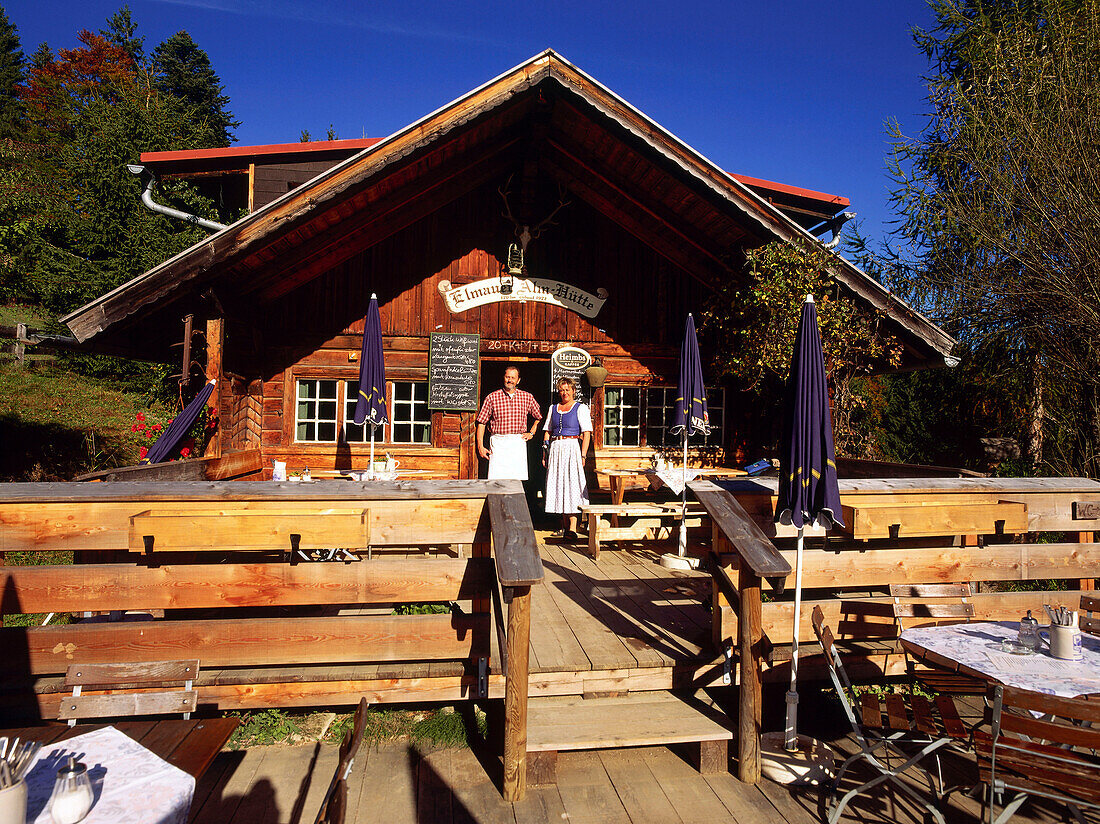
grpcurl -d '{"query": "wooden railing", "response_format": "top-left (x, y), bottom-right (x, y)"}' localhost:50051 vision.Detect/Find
top-left (0, 479), bottom-right (543, 801)
top-left (692, 475), bottom-right (1100, 785)
top-left (692, 485), bottom-right (790, 784)
top-left (73, 449), bottom-right (265, 482)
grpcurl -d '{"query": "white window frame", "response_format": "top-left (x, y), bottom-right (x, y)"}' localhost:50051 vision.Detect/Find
top-left (292, 378), bottom-right (432, 445)
top-left (602, 384), bottom-right (725, 447)
top-left (389, 381), bottom-right (432, 444)
top-left (603, 386), bottom-right (642, 446)
top-left (295, 379), bottom-right (339, 443)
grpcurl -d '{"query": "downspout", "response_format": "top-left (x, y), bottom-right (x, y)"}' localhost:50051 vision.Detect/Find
top-left (811, 211), bottom-right (857, 249)
top-left (126, 164), bottom-right (227, 232)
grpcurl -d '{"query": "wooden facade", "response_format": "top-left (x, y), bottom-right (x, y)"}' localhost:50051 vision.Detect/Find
top-left (63, 51), bottom-right (955, 480)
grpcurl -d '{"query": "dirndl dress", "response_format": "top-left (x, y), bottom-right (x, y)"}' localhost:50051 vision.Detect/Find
top-left (544, 403), bottom-right (590, 514)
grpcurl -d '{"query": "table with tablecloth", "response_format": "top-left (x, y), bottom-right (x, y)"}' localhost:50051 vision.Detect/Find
top-left (24, 726), bottom-right (195, 824)
top-left (900, 620), bottom-right (1100, 698)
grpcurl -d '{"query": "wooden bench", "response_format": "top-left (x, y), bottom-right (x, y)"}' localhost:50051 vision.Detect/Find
top-left (59, 660), bottom-right (199, 726)
top-left (581, 503), bottom-right (707, 559)
top-left (525, 691), bottom-right (732, 785)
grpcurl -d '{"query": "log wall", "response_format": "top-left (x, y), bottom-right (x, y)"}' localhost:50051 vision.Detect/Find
top-left (228, 182), bottom-right (717, 477)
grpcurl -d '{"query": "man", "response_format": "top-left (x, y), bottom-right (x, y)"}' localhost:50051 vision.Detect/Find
top-left (476, 366), bottom-right (542, 480)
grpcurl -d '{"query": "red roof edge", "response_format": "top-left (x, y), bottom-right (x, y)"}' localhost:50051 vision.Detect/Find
top-left (730, 173), bottom-right (849, 209)
top-left (139, 138), bottom-right (382, 165)
top-left (140, 140), bottom-right (849, 211)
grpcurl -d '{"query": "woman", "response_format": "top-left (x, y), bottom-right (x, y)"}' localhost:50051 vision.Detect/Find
top-left (542, 377), bottom-right (593, 539)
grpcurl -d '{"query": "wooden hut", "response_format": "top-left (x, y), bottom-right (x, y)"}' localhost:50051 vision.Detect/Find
top-left (61, 50), bottom-right (953, 481)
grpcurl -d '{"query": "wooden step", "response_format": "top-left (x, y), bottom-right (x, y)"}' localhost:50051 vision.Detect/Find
top-left (525, 690), bottom-right (732, 782)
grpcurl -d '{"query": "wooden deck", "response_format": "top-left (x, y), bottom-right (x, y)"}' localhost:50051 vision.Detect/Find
top-left (190, 712), bottom-right (1075, 824)
top-left (188, 533), bottom-right (1079, 823)
top-left (527, 537), bottom-right (716, 684)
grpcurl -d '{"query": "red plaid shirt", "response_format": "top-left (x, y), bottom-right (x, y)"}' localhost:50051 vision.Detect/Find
top-left (476, 389), bottom-right (542, 435)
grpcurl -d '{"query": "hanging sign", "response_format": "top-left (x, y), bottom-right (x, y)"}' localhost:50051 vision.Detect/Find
top-left (550, 345), bottom-right (591, 401)
top-left (438, 277), bottom-right (609, 318)
top-left (428, 332), bottom-right (480, 410)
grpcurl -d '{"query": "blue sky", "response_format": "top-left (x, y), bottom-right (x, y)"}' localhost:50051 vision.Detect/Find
top-left (7, 0), bottom-right (936, 245)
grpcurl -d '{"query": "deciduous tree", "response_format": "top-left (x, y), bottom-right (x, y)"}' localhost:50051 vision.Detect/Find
top-left (701, 241), bottom-right (901, 456)
top-left (885, 0), bottom-right (1100, 475)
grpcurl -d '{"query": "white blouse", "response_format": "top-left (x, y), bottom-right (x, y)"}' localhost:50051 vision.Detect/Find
top-left (542, 401), bottom-right (593, 433)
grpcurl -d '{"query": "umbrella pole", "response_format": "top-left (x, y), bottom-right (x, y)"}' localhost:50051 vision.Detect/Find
top-left (784, 526), bottom-right (804, 751)
top-left (369, 428), bottom-right (376, 480)
top-left (679, 431), bottom-right (688, 556)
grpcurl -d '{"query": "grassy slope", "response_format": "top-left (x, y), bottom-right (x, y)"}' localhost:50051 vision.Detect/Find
top-left (0, 359), bottom-right (174, 481)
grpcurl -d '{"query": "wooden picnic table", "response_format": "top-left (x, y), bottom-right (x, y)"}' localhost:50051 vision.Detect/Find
top-left (0, 717), bottom-right (239, 781)
top-left (596, 467), bottom-right (747, 509)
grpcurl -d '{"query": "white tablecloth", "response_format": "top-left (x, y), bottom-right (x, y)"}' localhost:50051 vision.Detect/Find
top-left (25, 726), bottom-right (195, 824)
top-left (901, 621), bottom-right (1100, 699)
top-left (651, 467), bottom-right (702, 495)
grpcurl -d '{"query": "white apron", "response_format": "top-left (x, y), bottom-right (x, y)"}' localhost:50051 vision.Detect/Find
top-left (488, 433), bottom-right (529, 480)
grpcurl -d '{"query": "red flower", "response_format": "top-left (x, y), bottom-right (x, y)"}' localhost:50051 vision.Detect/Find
top-left (145, 430), bottom-right (153, 438)
top-left (152, 423), bottom-right (162, 431)
top-left (136, 412), bottom-right (145, 422)
top-left (137, 422), bottom-right (145, 431)
top-left (139, 447), bottom-right (148, 459)
top-left (180, 447), bottom-right (191, 458)
top-left (131, 423), bottom-right (138, 432)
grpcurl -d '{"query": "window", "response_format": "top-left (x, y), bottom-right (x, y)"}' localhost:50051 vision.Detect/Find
top-left (603, 386), bottom-right (641, 446)
top-left (645, 386), bottom-right (677, 447)
top-left (296, 380), bottom-right (338, 442)
top-left (603, 385), bottom-right (725, 446)
top-left (296, 379), bottom-right (432, 444)
top-left (390, 381), bottom-right (432, 443)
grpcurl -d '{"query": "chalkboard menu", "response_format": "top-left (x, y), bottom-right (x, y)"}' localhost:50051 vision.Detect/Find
top-left (429, 333), bottom-right (480, 410)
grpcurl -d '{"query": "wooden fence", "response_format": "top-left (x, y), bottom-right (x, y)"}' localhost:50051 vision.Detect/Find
top-left (694, 475), bottom-right (1100, 784)
top-left (0, 479), bottom-right (543, 801)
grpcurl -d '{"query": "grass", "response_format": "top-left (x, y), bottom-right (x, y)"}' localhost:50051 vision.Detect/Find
top-left (0, 359), bottom-right (174, 480)
top-left (226, 705), bottom-right (488, 750)
top-left (0, 304), bottom-right (61, 330)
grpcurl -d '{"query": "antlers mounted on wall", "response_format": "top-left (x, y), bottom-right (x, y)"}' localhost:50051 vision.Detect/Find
top-left (499, 176), bottom-right (572, 251)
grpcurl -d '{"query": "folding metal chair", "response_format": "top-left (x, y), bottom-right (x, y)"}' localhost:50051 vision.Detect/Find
top-left (812, 605), bottom-right (970, 824)
top-left (1081, 593), bottom-right (1099, 637)
top-left (891, 583), bottom-right (985, 695)
top-left (314, 697), bottom-right (367, 824)
top-left (977, 684), bottom-right (1100, 824)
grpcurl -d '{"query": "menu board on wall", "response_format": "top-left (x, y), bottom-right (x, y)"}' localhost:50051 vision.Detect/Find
top-left (428, 332), bottom-right (480, 410)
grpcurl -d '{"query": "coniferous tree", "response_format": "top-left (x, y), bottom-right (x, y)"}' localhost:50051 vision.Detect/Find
top-left (100, 5), bottom-right (144, 65)
top-left (152, 31), bottom-right (236, 146)
top-left (0, 4), bottom-right (24, 138)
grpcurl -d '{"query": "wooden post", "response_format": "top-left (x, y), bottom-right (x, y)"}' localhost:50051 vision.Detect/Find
top-left (503, 584), bottom-right (531, 802)
top-left (14, 323), bottom-right (26, 367)
top-left (1078, 531), bottom-right (1095, 591)
top-left (205, 317), bottom-right (224, 459)
top-left (737, 558), bottom-right (763, 784)
top-left (711, 528), bottom-right (736, 650)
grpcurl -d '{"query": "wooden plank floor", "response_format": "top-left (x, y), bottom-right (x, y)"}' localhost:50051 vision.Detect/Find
top-left (191, 736), bottom-right (1081, 824)
top-left (187, 538), bottom-right (1076, 824)
top-left (531, 537), bottom-right (713, 675)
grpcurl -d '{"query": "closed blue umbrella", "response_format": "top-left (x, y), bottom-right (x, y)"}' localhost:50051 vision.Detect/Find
top-left (775, 294), bottom-right (844, 753)
top-left (354, 294), bottom-right (388, 475)
top-left (143, 379), bottom-right (216, 464)
top-left (669, 314), bottom-right (710, 558)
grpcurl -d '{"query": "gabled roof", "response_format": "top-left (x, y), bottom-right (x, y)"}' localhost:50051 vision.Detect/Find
top-left (139, 138), bottom-right (850, 231)
top-left (62, 50), bottom-right (954, 364)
